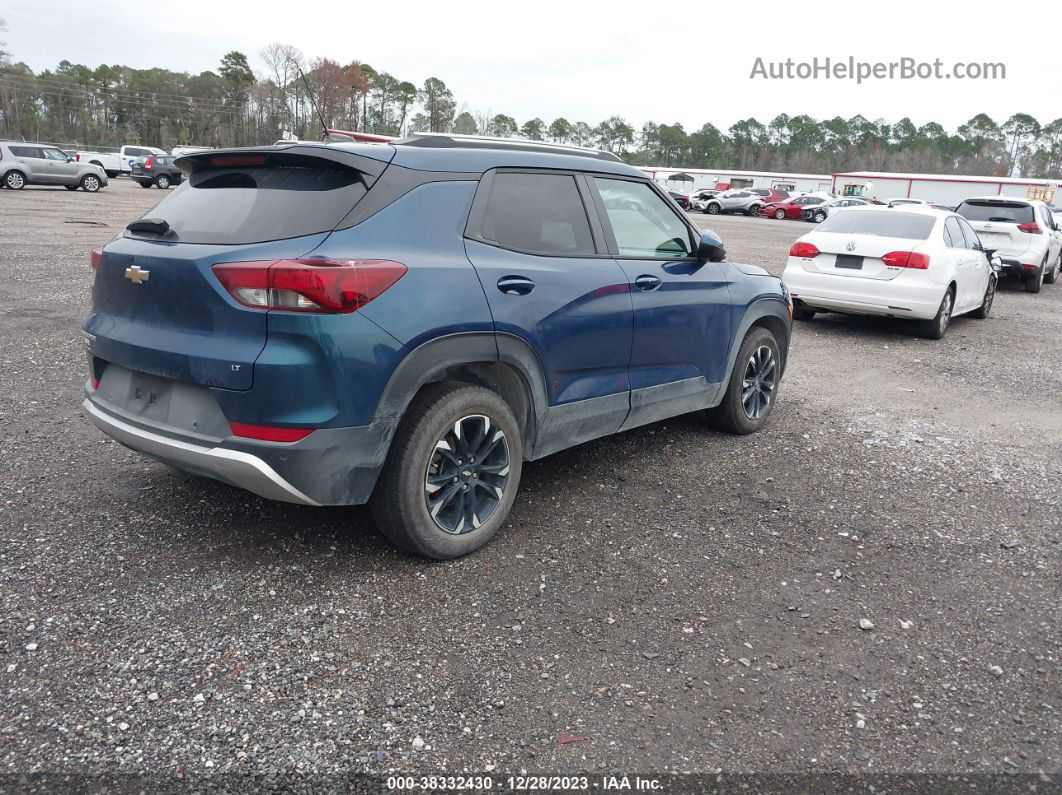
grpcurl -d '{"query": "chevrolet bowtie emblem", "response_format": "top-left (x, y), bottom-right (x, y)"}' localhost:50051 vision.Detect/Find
top-left (125, 265), bottom-right (150, 284)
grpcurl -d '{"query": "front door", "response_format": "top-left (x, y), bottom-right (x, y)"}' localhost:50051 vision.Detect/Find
top-left (42, 147), bottom-right (79, 185)
top-left (464, 170), bottom-right (634, 447)
top-left (588, 175), bottom-right (733, 429)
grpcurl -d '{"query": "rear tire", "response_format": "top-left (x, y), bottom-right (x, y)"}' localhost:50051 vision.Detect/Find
top-left (813, 210), bottom-right (827, 223)
top-left (1044, 254), bottom-right (1059, 285)
top-left (916, 288), bottom-right (953, 339)
top-left (4, 170), bottom-right (26, 190)
top-left (705, 327), bottom-right (782, 435)
top-left (156, 174), bottom-right (171, 189)
top-left (370, 383), bottom-right (523, 560)
top-left (792, 303), bottom-right (816, 321)
top-left (969, 278), bottom-right (995, 319)
top-left (1025, 256), bottom-right (1046, 293)
top-left (774, 209), bottom-right (786, 220)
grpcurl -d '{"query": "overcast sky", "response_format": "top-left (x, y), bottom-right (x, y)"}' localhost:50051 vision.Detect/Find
top-left (4, 0), bottom-right (1060, 132)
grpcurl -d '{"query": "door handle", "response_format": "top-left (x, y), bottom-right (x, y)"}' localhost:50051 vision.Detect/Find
top-left (497, 275), bottom-right (535, 296)
top-left (634, 275), bottom-right (662, 291)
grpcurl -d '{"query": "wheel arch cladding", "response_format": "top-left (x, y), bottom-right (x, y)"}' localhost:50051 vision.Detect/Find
top-left (372, 332), bottom-right (548, 459)
top-left (724, 298), bottom-right (792, 384)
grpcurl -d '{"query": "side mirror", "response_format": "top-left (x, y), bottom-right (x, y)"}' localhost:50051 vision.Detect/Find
top-left (697, 230), bottom-right (726, 262)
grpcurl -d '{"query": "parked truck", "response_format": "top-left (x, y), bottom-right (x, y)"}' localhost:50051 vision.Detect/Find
top-left (73, 144), bottom-right (167, 178)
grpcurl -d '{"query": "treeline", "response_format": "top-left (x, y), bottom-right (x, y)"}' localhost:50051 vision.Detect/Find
top-left (1, 37), bottom-right (1060, 178)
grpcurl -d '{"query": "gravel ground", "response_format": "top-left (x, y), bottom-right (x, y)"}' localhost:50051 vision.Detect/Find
top-left (1, 180), bottom-right (1059, 789)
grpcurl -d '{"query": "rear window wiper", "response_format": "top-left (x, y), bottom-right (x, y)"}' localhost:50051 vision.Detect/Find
top-left (126, 217), bottom-right (171, 235)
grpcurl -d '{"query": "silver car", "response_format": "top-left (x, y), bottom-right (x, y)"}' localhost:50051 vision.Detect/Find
top-left (1, 142), bottom-right (109, 192)
top-left (701, 189), bottom-right (765, 216)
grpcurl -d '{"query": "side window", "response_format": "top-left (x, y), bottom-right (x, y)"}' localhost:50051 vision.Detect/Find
top-left (126, 147), bottom-right (149, 158)
top-left (594, 178), bottom-right (694, 259)
top-left (480, 172), bottom-right (594, 256)
top-left (958, 218), bottom-right (982, 250)
top-left (43, 148), bottom-right (67, 161)
top-left (951, 215), bottom-right (968, 246)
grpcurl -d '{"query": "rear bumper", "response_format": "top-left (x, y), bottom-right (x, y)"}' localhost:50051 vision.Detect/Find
top-left (783, 266), bottom-right (944, 320)
top-left (997, 258), bottom-right (1039, 279)
top-left (83, 393), bottom-right (396, 506)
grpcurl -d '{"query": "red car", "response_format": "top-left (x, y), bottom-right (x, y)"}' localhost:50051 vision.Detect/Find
top-left (758, 195), bottom-right (828, 220)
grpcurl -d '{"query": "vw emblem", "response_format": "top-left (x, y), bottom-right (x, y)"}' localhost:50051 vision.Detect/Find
top-left (845, 241), bottom-right (856, 252)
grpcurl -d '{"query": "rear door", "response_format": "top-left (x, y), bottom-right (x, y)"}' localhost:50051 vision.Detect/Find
top-left (11, 146), bottom-right (48, 182)
top-left (588, 175), bottom-right (732, 425)
top-left (944, 217), bottom-right (978, 310)
top-left (463, 169), bottom-right (633, 429)
top-left (86, 149), bottom-right (388, 390)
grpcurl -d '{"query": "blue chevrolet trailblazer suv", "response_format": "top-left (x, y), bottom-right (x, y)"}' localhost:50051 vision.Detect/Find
top-left (83, 134), bottom-right (792, 558)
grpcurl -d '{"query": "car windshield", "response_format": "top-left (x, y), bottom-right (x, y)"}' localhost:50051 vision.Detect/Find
top-left (956, 201), bottom-right (1035, 225)
top-left (817, 210), bottom-right (936, 240)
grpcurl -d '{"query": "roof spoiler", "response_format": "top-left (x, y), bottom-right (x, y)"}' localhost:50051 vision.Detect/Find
top-left (322, 127), bottom-right (399, 144)
top-left (173, 146), bottom-right (391, 179)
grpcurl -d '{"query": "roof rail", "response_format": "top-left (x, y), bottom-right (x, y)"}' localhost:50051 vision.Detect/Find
top-left (393, 132), bottom-right (622, 163)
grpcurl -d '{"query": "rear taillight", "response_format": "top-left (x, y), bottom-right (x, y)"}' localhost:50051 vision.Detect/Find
top-left (212, 259), bottom-right (407, 314)
top-left (789, 242), bottom-right (820, 258)
top-left (89, 376), bottom-right (100, 390)
top-left (75, 153), bottom-right (80, 161)
top-left (1017, 223), bottom-right (1042, 234)
top-left (143, 156), bottom-right (154, 170)
top-left (882, 251), bottom-right (930, 269)
top-left (229, 421), bottom-right (314, 442)
top-left (90, 246), bottom-right (103, 271)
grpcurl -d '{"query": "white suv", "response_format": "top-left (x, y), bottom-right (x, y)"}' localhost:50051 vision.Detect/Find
top-left (956, 197), bottom-right (1061, 293)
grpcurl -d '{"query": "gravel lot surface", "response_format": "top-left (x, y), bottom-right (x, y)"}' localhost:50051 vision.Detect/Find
top-left (1, 180), bottom-right (1059, 789)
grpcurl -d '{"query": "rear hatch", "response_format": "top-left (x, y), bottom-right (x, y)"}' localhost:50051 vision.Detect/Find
top-left (796, 210), bottom-right (937, 281)
top-left (956, 199), bottom-right (1034, 258)
top-left (85, 146), bottom-right (393, 391)
top-left (129, 157), bottom-right (148, 177)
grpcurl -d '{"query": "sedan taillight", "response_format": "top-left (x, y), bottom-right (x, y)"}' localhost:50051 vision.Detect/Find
top-left (212, 259), bottom-right (407, 314)
top-left (882, 251), bottom-right (930, 269)
top-left (789, 242), bottom-right (820, 258)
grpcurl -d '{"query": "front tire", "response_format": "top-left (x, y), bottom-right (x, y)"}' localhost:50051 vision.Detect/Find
top-left (969, 278), bottom-right (995, 319)
top-left (65, 185), bottom-right (79, 191)
top-left (917, 288), bottom-right (953, 339)
top-left (705, 204), bottom-right (720, 215)
top-left (80, 174), bottom-right (101, 192)
top-left (705, 327), bottom-right (782, 435)
top-left (370, 383), bottom-right (523, 560)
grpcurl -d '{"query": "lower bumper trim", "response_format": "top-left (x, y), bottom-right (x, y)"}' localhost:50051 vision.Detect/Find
top-left (83, 398), bottom-right (320, 506)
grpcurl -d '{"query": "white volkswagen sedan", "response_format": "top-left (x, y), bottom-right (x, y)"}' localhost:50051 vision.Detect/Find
top-left (782, 206), bottom-right (997, 339)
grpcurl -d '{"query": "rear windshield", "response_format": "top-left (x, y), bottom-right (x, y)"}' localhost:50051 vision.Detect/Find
top-left (956, 200), bottom-right (1035, 225)
top-left (817, 210), bottom-right (935, 240)
top-left (126, 155), bottom-right (367, 244)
